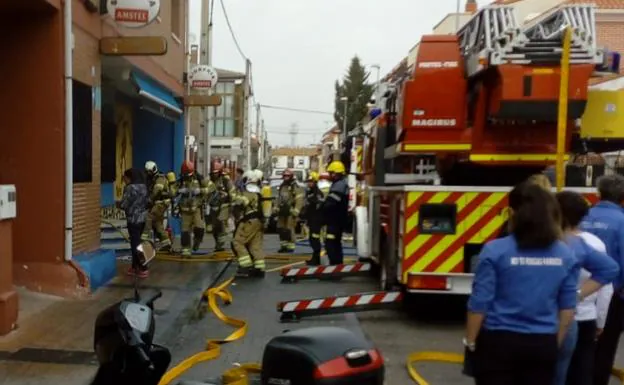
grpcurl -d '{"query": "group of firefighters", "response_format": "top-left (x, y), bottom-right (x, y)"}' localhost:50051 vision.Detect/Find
top-left (139, 158), bottom-right (350, 278)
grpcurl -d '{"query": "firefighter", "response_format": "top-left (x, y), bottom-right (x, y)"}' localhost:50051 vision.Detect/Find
top-left (275, 168), bottom-right (304, 253)
top-left (142, 161), bottom-right (172, 251)
top-left (322, 161), bottom-right (349, 265)
top-left (207, 161), bottom-right (236, 252)
top-left (231, 170), bottom-right (265, 278)
top-left (172, 160), bottom-right (212, 257)
top-left (302, 172), bottom-right (325, 266)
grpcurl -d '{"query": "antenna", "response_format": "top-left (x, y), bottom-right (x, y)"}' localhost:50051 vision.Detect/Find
top-left (289, 123), bottom-right (298, 147)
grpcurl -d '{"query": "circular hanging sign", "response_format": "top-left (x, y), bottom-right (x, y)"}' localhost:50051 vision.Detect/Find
top-left (107, 0), bottom-right (161, 28)
top-left (189, 65), bottom-right (219, 90)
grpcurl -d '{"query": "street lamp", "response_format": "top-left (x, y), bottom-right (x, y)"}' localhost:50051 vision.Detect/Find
top-left (340, 96), bottom-right (348, 145)
top-left (370, 64), bottom-right (381, 107)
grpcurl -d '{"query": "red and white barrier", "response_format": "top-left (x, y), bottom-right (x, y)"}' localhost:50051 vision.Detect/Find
top-left (280, 263), bottom-right (372, 282)
top-left (277, 291), bottom-right (403, 322)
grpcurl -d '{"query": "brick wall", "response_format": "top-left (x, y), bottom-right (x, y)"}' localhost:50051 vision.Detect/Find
top-left (72, 24), bottom-right (101, 254)
top-left (596, 19), bottom-right (624, 72)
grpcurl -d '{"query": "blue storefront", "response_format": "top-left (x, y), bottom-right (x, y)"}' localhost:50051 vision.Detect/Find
top-left (100, 70), bottom-right (185, 208)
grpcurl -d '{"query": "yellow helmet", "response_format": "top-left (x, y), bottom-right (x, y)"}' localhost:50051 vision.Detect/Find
top-left (166, 171), bottom-right (177, 184)
top-left (307, 171), bottom-right (319, 182)
top-left (327, 161), bottom-right (346, 174)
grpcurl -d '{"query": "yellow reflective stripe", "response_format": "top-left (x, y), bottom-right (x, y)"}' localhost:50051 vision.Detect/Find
top-left (311, 233), bottom-right (321, 238)
top-left (470, 154), bottom-right (571, 162)
top-left (238, 255), bottom-right (253, 267)
top-left (326, 234), bottom-right (336, 239)
top-left (403, 144), bottom-right (471, 151)
top-left (254, 259), bottom-right (266, 269)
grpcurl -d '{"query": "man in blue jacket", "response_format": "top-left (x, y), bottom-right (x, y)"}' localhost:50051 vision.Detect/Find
top-left (579, 174), bottom-right (624, 385)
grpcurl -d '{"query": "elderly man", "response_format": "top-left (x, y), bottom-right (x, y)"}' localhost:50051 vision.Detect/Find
top-left (579, 174), bottom-right (624, 385)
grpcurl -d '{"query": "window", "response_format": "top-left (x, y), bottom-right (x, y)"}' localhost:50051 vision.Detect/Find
top-left (73, 80), bottom-right (93, 183)
top-left (171, 0), bottom-right (182, 38)
top-left (210, 119), bottom-right (235, 137)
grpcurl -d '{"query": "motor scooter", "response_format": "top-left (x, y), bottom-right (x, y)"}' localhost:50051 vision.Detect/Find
top-left (91, 242), bottom-right (385, 385)
top-left (91, 241), bottom-right (172, 385)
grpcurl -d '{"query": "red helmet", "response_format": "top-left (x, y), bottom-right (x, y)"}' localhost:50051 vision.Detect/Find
top-left (181, 160), bottom-right (195, 176)
top-left (211, 160), bottom-right (223, 174)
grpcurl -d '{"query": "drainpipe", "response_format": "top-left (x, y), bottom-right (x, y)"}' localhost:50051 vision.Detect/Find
top-left (64, 0), bottom-right (73, 261)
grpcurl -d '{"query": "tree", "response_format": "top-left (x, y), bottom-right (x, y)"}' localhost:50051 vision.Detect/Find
top-left (333, 56), bottom-right (374, 139)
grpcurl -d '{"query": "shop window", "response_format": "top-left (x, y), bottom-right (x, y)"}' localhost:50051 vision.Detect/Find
top-left (171, 0), bottom-right (182, 38)
top-left (73, 80), bottom-right (93, 183)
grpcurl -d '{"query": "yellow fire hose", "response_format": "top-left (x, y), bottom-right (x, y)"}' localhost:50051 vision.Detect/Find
top-left (157, 276), bottom-right (260, 385)
top-left (151, 269), bottom-right (624, 385)
top-left (405, 349), bottom-right (624, 384)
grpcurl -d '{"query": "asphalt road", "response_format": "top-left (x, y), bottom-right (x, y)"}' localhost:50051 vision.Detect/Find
top-left (4, 232), bottom-right (624, 385)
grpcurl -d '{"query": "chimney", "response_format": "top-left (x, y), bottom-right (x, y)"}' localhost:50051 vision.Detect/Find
top-left (190, 44), bottom-right (199, 65)
top-left (465, 0), bottom-right (477, 13)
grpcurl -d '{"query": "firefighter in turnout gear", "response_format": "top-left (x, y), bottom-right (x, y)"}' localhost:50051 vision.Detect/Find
top-left (322, 161), bottom-right (349, 265)
top-left (172, 161), bottom-right (212, 257)
top-left (142, 161), bottom-right (172, 251)
top-left (275, 168), bottom-right (304, 253)
top-left (208, 161), bottom-right (236, 252)
top-left (232, 170), bottom-right (266, 278)
top-left (302, 172), bottom-right (325, 266)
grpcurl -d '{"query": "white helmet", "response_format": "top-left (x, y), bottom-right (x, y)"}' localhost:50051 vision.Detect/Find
top-left (253, 169), bottom-right (264, 181)
top-left (243, 170), bottom-right (255, 181)
top-left (145, 161), bottom-right (158, 175)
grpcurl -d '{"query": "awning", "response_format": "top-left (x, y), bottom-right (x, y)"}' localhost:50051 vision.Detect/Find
top-left (132, 72), bottom-right (183, 115)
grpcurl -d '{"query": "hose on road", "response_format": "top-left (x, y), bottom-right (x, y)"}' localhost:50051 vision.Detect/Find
top-left (157, 274), bottom-right (260, 385)
top-left (406, 350), bottom-right (624, 384)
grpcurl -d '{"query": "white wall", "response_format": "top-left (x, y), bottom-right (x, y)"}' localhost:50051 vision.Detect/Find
top-left (272, 155), bottom-right (288, 169)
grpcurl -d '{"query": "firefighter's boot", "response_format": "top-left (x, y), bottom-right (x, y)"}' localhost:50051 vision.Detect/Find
top-left (251, 259), bottom-right (266, 278)
top-left (236, 267), bottom-right (253, 278)
top-left (192, 227), bottom-right (205, 252)
top-left (181, 232), bottom-right (192, 258)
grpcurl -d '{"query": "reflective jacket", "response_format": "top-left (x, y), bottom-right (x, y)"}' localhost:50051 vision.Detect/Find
top-left (322, 178), bottom-right (349, 226)
top-left (147, 173), bottom-right (170, 207)
top-left (174, 176), bottom-right (212, 213)
top-left (276, 181), bottom-right (304, 218)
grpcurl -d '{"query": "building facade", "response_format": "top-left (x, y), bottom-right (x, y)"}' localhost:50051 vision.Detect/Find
top-left (0, 0), bottom-right (186, 332)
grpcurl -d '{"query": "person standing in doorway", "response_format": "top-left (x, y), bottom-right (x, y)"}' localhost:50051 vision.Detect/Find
top-left (117, 168), bottom-right (149, 278)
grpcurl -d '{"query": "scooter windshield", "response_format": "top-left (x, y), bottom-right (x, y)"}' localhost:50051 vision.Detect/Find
top-left (122, 302), bottom-right (152, 333)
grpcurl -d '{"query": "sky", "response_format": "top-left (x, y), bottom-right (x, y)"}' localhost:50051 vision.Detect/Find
top-left (189, 0), bottom-right (494, 147)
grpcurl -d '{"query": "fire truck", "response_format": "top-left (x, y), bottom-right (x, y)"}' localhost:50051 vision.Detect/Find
top-left (353, 4), bottom-right (620, 295)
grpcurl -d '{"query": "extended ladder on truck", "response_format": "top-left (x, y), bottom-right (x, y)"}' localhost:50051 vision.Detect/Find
top-left (458, 4), bottom-right (603, 77)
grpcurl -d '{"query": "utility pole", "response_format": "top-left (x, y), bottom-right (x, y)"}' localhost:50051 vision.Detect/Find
top-left (253, 103), bottom-right (260, 168)
top-left (244, 59), bottom-right (252, 170)
top-left (289, 123), bottom-right (298, 147)
top-left (200, 0), bottom-right (212, 175)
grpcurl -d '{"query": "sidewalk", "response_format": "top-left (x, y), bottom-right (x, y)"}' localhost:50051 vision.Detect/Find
top-left (0, 254), bottom-right (232, 385)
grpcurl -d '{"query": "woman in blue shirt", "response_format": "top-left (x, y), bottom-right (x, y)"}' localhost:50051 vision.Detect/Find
top-left (466, 182), bottom-right (580, 385)
top-left (553, 191), bottom-right (619, 385)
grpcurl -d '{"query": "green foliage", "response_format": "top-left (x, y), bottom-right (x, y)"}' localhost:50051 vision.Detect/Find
top-left (334, 56), bottom-right (374, 136)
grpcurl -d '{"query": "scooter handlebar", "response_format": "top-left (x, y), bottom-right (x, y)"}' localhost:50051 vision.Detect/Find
top-left (140, 290), bottom-right (163, 307)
